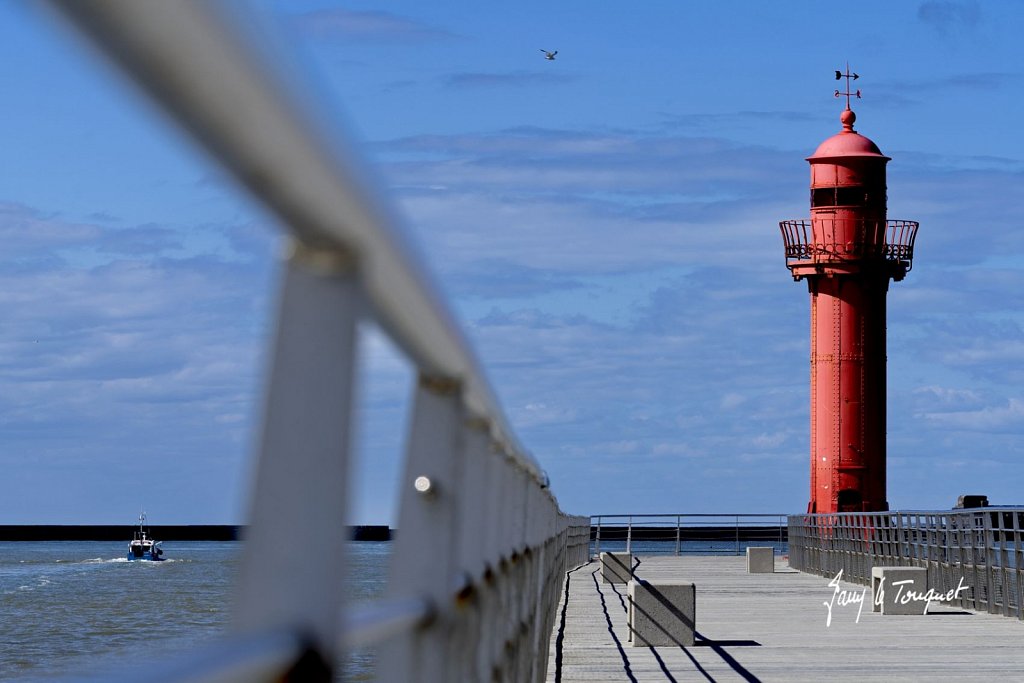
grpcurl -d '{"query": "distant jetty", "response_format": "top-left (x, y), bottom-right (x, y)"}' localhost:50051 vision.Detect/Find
top-left (0, 525), bottom-right (392, 541)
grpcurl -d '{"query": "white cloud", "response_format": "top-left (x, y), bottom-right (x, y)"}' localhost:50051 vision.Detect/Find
top-left (359, 122), bottom-right (1024, 514)
top-left (918, 397), bottom-right (1024, 433)
top-left (913, 385), bottom-right (984, 407)
top-left (0, 205), bottom-right (276, 522)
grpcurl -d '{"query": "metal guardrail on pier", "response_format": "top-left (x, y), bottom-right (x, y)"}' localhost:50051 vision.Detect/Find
top-left (789, 509), bottom-right (1024, 620)
top-left (45, 2), bottom-right (590, 681)
top-left (592, 514), bottom-right (788, 556)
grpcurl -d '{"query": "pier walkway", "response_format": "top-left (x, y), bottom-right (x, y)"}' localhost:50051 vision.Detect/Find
top-left (547, 555), bottom-right (1024, 682)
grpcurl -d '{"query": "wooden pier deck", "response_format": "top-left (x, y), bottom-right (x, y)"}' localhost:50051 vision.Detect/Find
top-left (547, 555), bottom-right (1024, 682)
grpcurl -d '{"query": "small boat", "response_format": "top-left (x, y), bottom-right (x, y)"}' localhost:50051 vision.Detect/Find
top-left (127, 513), bottom-right (165, 561)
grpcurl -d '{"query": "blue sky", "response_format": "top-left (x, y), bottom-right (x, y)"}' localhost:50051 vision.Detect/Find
top-left (1, 1), bottom-right (1022, 524)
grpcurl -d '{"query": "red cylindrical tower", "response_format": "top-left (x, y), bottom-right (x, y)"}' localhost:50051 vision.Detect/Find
top-left (779, 83), bottom-right (918, 514)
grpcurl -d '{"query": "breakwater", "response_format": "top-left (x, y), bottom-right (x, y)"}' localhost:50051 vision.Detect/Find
top-left (0, 525), bottom-right (391, 541)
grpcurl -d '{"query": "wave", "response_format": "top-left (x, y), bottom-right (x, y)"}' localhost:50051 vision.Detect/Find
top-left (13, 577), bottom-right (52, 593)
top-left (86, 558), bottom-right (182, 564)
top-left (81, 558), bottom-right (180, 564)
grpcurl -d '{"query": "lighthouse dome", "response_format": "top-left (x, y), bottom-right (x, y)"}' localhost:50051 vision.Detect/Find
top-left (807, 108), bottom-right (890, 161)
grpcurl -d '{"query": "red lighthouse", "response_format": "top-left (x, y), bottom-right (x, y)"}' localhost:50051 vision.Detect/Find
top-left (779, 70), bottom-right (918, 514)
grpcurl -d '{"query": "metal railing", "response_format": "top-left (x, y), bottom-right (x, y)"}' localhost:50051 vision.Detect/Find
top-left (779, 218), bottom-right (918, 268)
top-left (789, 509), bottom-right (1024, 619)
top-left (44, 1), bottom-right (590, 681)
top-left (592, 514), bottom-right (788, 556)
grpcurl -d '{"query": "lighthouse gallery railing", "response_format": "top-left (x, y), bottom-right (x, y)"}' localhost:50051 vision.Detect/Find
top-left (779, 218), bottom-right (918, 267)
top-left (789, 509), bottom-right (1024, 620)
top-left (45, 2), bottom-right (590, 681)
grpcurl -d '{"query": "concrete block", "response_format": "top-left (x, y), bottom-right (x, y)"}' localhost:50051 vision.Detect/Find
top-left (746, 546), bottom-right (774, 573)
top-left (628, 579), bottom-right (696, 647)
top-left (871, 566), bottom-right (928, 615)
top-left (600, 552), bottom-right (633, 584)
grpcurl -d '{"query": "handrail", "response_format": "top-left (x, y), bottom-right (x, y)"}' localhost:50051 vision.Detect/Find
top-left (42, 1), bottom-right (586, 681)
top-left (778, 218), bottom-right (918, 267)
top-left (789, 508), bottom-right (1024, 619)
top-left (591, 512), bottom-right (790, 518)
top-left (591, 513), bottom-right (789, 556)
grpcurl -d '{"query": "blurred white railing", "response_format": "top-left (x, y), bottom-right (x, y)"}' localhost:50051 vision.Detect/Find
top-left (45, 1), bottom-right (589, 681)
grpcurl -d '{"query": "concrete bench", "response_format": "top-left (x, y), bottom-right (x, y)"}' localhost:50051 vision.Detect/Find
top-left (871, 566), bottom-right (928, 615)
top-left (628, 579), bottom-right (696, 647)
top-left (746, 546), bottom-right (774, 573)
top-left (600, 552), bottom-right (634, 584)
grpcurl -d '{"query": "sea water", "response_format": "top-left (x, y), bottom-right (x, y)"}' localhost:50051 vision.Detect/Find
top-left (2, 539), bottom-right (788, 680)
top-left (0, 541), bottom-right (391, 681)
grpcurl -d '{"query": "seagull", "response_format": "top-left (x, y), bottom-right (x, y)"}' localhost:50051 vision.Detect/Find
top-left (540, 49), bottom-right (557, 60)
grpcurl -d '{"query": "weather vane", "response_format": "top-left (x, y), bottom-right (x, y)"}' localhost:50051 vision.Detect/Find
top-left (834, 64), bottom-right (861, 109)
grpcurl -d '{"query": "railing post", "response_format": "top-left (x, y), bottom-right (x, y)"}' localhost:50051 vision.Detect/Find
top-left (626, 516), bottom-right (632, 555)
top-left (998, 512), bottom-right (1010, 617)
top-left (494, 454), bottom-right (524, 678)
top-left (527, 487), bottom-right (556, 683)
top-left (378, 375), bottom-right (466, 683)
top-left (509, 465), bottom-right (531, 679)
top-left (675, 515), bottom-right (681, 556)
top-left (594, 516), bottom-right (601, 559)
top-left (524, 484), bottom-right (544, 683)
top-left (451, 419), bottom-right (491, 682)
top-left (1013, 511), bottom-right (1023, 620)
top-left (230, 244), bottom-right (360, 674)
top-left (478, 443), bottom-right (507, 679)
top-left (985, 510), bottom-right (997, 614)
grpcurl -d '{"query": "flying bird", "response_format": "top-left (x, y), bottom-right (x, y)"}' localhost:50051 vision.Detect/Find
top-left (541, 49), bottom-right (558, 60)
